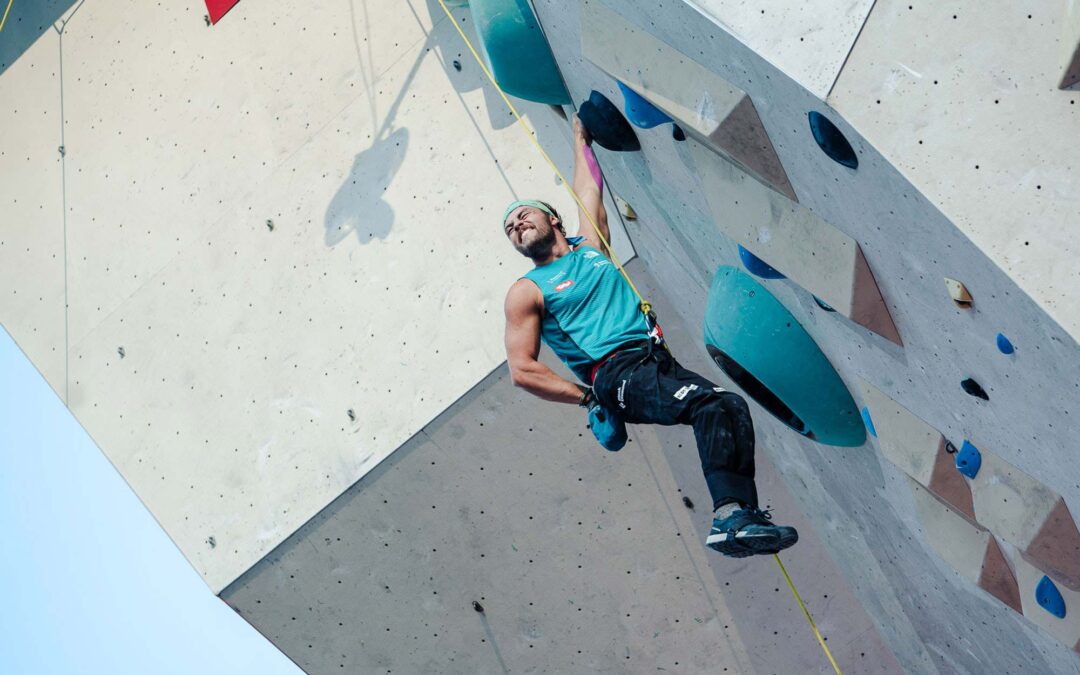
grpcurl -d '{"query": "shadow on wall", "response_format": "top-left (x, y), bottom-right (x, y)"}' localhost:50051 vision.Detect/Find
top-left (0, 0), bottom-right (79, 77)
top-left (324, 0), bottom-right (522, 246)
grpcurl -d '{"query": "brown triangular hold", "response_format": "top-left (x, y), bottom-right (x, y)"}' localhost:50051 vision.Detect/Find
top-left (979, 536), bottom-right (1022, 613)
top-left (1061, 42), bottom-right (1080, 90)
top-left (709, 96), bottom-right (798, 202)
top-left (1025, 498), bottom-right (1080, 591)
top-left (928, 438), bottom-right (976, 522)
top-left (850, 246), bottom-right (903, 345)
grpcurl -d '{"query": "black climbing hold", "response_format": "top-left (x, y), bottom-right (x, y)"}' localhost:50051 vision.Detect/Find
top-left (738, 245), bottom-right (785, 279)
top-left (1036, 576), bottom-right (1066, 618)
top-left (813, 296), bottom-right (836, 312)
top-left (808, 111), bottom-right (858, 169)
top-left (682, 496), bottom-right (694, 510)
top-left (672, 124), bottom-right (686, 141)
top-left (960, 378), bottom-right (989, 400)
top-left (452, 60), bottom-right (462, 72)
top-left (577, 90), bottom-right (640, 152)
top-left (955, 440), bottom-right (982, 479)
top-left (996, 333), bottom-right (1015, 355)
top-left (266, 219), bottom-right (274, 232)
top-left (472, 601), bottom-right (485, 613)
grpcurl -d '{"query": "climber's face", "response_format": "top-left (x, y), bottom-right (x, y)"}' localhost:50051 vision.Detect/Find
top-left (504, 205), bottom-right (560, 259)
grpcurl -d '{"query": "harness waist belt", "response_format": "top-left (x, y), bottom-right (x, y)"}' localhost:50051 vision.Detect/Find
top-left (589, 340), bottom-right (651, 384)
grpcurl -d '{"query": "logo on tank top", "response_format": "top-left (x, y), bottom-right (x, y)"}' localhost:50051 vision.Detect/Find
top-left (555, 280), bottom-right (575, 292)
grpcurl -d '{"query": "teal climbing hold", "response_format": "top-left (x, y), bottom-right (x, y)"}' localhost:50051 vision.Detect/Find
top-left (616, 81), bottom-right (673, 129)
top-left (469, 0), bottom-right (571, 105)
top-left (861, 407), bottom-right (877, 437)
top-left (1036, 575), bottom-right (1066, 619)
top-left (738, 245), bottom-right (785, 279)
top-left (955, 440), bottom-right (982, 479)
top-left (703, 266), bottom-right (865, 447)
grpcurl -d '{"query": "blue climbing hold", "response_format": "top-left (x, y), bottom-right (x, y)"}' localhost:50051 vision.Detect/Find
top-left (1036, 575), bottom-right (1066, 619)
top-left (808, 111), bottom-right (858, 169)
top-left (738, 245), bottom-right (786, 279)
top-left (616, 81), bottom-right (673, 129)
top-left (955, 440), bottom-right (982, 479)
top-left (996, 333), bottom-right (1015, 354)
top-left (861, 407), bottom-right (877, 438)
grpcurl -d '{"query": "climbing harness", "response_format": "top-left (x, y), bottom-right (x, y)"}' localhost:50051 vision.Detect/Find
top-left (435, 2), bottom-right (840, 672)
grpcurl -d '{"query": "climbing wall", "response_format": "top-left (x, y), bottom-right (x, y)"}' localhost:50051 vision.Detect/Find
top-left (222, 258), bottom-right (900, 674)
top-left (3, 0), bottom-right (1080, 672)
top-left (526, 0), bottom-right (1080, 670)
top-left (0, 0), bottom-right (633, 594)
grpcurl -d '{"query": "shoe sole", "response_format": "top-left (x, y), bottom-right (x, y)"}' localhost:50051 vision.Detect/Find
top-left (706, 528), bottom-right (799, 558)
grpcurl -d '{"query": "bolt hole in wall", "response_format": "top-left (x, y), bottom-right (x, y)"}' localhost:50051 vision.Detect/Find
top-left (808, 111), bottom-right (858, 169)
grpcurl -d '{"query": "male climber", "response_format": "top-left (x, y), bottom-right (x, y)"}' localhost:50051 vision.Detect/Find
top-left (502, 116), bottom-right (798, 558)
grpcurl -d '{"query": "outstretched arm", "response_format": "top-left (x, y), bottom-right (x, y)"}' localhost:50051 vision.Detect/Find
top-left (504, 279), bottom-right (588, 404)
top-left (571, 115), bottom-right (611, 255)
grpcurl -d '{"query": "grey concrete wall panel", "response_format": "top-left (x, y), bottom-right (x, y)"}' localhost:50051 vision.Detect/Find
top-left (0, 31), bottom-right (67, 398)
top-left (688, 0), bottom-right (877, 99)
top-left (829, 0), bottom-right (1080, 340)
top-left (223, 259), bottom-right (900, 675)
top-left (13, 0), bottom-right (631, 593)
top-left (530, 0), bottom-right (1080, 671)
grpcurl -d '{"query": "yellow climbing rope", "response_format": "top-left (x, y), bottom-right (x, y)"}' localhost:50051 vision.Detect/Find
top-left (0, 0), bottom-right (14, 35)
top-left (775, 553), bottom-right (842, 674)
top-left (434, 0), bottom-right (652, 317)
top-left (435, 2), bottom-right (840, 672)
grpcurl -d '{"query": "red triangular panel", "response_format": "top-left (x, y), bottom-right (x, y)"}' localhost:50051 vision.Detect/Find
top-left (205, 0), bottom-right (240, 25)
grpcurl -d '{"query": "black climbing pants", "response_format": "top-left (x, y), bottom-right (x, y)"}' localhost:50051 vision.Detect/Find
top-left (592, 345), bottom-right (758, 511)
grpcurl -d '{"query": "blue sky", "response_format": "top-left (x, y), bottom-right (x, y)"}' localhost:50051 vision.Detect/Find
top-left (0, 326), bottom-right (301, 675)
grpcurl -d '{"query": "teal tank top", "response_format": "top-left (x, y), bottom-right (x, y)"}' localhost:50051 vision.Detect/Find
top-left (523, 244), bottom-right (650, 383)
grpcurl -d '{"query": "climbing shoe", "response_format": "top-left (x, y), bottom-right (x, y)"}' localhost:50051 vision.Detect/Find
top-left (706, 506), bottom-right (798, 558)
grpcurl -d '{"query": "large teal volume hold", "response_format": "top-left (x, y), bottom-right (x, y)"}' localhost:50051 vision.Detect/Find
top-left (704, 266), bottom-right (865, 447)
top-left (469, 0), bottom-right (571, 105)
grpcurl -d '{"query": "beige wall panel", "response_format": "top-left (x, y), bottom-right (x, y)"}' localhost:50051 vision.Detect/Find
top-left (859, 380), bottom-right (941, 486)
top-left (580, 1), bottom-right (795, 201)
top-left (688, 137), bottom-right (899, 342)
top-left (970, 451), bottom-right (1062, 550)
top-left (0, 33), bottom-right (66, 397)
top-left (910, 480), bottom-right (989, 582)
top-left (688, 0), bottom-right (876, 98)
top-left (829, 0), bottom-right (1080, 339)
top-left (1004, 545), bottom-right (1080, 651)
top-left (59, 0), bottom-right (438, 349)
top-left (65, 11), bottom-right (625, 592)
